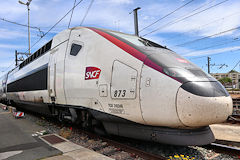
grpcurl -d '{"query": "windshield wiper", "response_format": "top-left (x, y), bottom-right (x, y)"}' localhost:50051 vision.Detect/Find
top-left (138, 39), bottom-right (151, 47)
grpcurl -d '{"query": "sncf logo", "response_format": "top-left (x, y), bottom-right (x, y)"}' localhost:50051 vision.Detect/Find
top-left (85, 67), bottom-right (101, 80)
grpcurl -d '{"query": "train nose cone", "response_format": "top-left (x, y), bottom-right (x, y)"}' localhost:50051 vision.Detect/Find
top-left (176, 81), bottom-right (233, 127)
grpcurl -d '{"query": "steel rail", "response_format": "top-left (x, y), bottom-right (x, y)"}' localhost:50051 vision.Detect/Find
top-left (78, 129), bottom-right (167, 160)
top-left (208, 140), bottom-right (240, 156)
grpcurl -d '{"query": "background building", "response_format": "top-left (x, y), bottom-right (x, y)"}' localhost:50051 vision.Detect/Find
top-left (211, 71), bottom-right (240, 89)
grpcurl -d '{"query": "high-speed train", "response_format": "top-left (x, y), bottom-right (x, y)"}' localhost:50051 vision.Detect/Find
top-left (0, 27), bottom-right (233, 146)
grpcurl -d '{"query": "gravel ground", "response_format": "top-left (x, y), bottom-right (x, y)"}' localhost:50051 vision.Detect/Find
top-left (22, 111), bottom-right (239, 160)
top-left (24, 112), bottom-right (141, 160)
top-left (114, 137), bottom-right (240, 160)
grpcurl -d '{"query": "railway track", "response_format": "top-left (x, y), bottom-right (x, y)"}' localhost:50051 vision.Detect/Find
top-left (77, 129), bottom-right (167, 160)
top-left (10, 106), bottom-right (167, 159)
top-left (2, 105), bottom-right (239, 160)
top-left (228, 115), bottom-right (240, 123)
top-left (208, 140), bottom-right (240, 157)
top-left (36, 117), bottom-right (240, 160)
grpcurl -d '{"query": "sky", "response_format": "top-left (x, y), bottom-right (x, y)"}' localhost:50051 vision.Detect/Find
top-left (0, 0), bottom-right (240, 77)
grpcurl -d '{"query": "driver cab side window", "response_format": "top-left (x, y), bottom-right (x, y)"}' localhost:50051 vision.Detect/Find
top-left (70, 43), bottom-right (82, 56)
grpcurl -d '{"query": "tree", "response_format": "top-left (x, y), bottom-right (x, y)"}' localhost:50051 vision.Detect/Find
top-left (219, 77), bottom-right (232, 85)
top-left (229, 70), bottom-right (238, 73)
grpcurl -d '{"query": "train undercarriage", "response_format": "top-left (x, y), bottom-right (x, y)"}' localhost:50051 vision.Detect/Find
top-left (2, 100), bottom-right (215, 146)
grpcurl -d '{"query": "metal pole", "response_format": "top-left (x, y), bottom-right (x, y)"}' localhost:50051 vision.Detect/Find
top-left (133, 7), bottom-right (141, 36)
top-left (239, 64), bottom-right (240, 89)
top-left (18, 0), bottom-right (32, 55)
top-left (15, 50), bottom-right (18, 66)
top-left (208, 57), bottom-right (211, 74)
top-left (27, 4), bottom-right (31, 56)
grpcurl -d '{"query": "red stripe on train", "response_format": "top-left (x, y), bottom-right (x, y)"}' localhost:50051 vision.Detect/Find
top-left (88, 28), bottom-right (181, 83)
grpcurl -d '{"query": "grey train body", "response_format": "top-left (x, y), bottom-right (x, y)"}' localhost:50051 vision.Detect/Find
top-left (0, 27), bottom-right (233, 146)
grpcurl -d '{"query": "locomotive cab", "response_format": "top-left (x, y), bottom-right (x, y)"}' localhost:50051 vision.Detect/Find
top-left (95, 29), bottom-right (233, 145)
top-left (105, 30), bottom-right (233, 128)
top-left (139, 46), bottom-right (233, 128)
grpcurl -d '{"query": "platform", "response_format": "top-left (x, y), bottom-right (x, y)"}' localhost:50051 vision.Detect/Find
top-left (41, 134), bottom-right (113, 160)
top-left (0, 106), bottom-right (61, 160)
top-left (210, 123), bottom-right (240, 142)
top-left (0, 105), bottom-right (112, 160)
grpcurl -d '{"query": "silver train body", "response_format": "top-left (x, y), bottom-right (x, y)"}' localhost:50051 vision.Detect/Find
top-left (0, 27), bottom-right (233, 146)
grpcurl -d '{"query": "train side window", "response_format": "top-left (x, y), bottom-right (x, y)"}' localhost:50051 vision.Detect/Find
top-left (40, 47), bottom-right (45, 55)
top-left (39, 48), bottom-right (43, 55)
top-left (33, 52), bottom-right (37, 59)
top-left (70, 44), bottom-right (82, 56)
top-left (37, 49), bottom-right (40, 57)
top-left (45, 40), bottom-right (52, 51)
top-left (30, 55), bottom-right (33, 62)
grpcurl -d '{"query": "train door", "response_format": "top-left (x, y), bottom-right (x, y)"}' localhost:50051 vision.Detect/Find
top-left (49, 55), bottom-right (56, 101)
top-left (64, 30), bottom-right (85, 105)
top-left (111, 61), bottom-right (137, 99)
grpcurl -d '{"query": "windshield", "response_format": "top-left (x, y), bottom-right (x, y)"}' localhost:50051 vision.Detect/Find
top-left (163, 68), bottom-right (195, 78)
top-left (140, 47), bottom-right (214, 82)
top-left (104, 29), bottom-right (214, 82)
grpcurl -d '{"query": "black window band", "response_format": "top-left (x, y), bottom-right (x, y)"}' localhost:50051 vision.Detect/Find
top-left (7, 65), bottom-right (48, 92)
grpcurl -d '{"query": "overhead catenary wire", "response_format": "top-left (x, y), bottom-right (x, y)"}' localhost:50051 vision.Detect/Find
top-left (80, 0), bottom-right (94, 26)
top-left (68, 0), bottom-right (77, 28)
top-left (162, 11), bottom-right (240, 42)
top-left (188, 48), bottom-right (240, 60)
top-left (139, 0), bottom-right (195, 33)
top-left (230, 60), bottom-right (240, 71)
top-left (182, 37), bottom-right (240, 55)
top-left (0, 17), bottom-right (40, 30)
top-left (142, 0), bottom-right (230, 37)
top-left (25, 0), bottom-right (84, 54)
top-left (0, 62), bottom-right (15, 74)
top-left (1, 0), bottom-right (85, 72)
top-left (174, 25), bottom-right (240, 47)
top-left (0, 17), bottom-right (44, 35)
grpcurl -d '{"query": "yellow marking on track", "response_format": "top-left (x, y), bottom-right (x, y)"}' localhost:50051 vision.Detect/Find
top-left (168, 154), bottom-right (195, 160)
